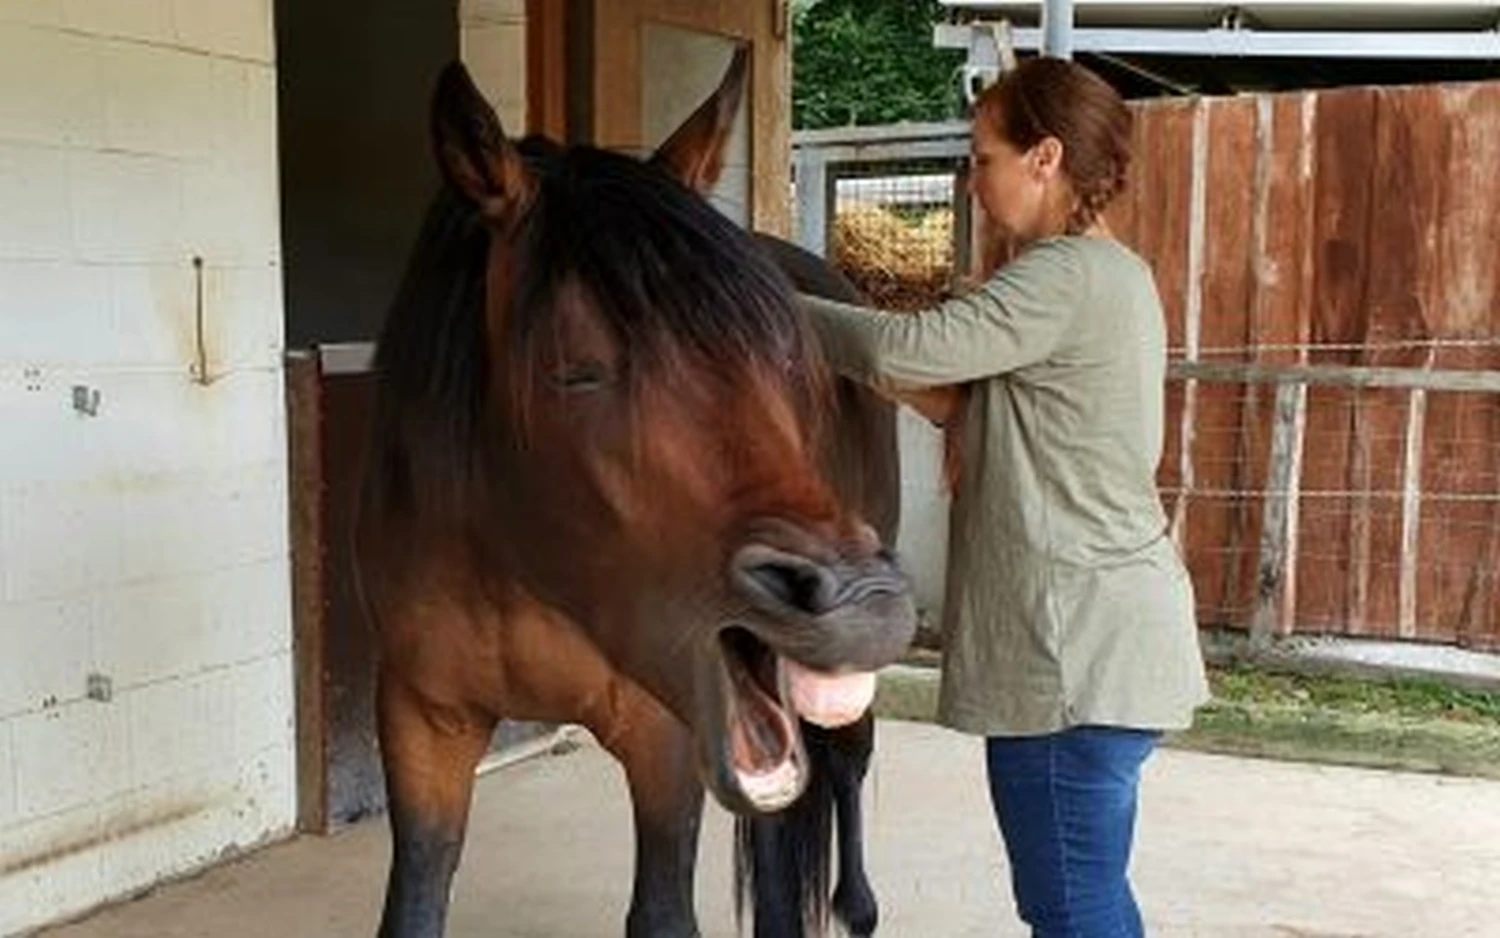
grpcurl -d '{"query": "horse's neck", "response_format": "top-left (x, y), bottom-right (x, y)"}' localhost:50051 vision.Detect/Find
top-left (750, 232), bottom-right (902, 543)
top-left (749, 232), bottom-right (864, 305)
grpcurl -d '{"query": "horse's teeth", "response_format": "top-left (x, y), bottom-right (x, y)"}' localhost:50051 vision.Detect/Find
top-left (737, 757), bottom-right (802, 809)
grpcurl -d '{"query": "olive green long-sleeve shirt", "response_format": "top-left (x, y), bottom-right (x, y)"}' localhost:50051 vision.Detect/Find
top-left (802, 235), bottom-right (1209, 736)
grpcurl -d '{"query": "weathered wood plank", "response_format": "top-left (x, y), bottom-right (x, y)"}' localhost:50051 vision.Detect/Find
top-left (1170, 361), bottom-right (1500, 393)
top-left (286, 351), bottom-right (328, 835)
top-left (1252, 383), bottom-right (1307, 645)
top-left (1418, 82), bottom-right (1500, 650)
top-left (1297, 85), bottom-right (1378, 637)
top-left (1130, 99), bottom-right (1196, 524)
top-left (1190, 96), bottom-right (1260, 626)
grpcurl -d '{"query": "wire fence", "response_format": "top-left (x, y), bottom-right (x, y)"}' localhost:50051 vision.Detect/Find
top-left (832, 166), bottom-right (960, 311)
top-left (1167, 365), bottom-right (1500, 652)
top-left (792, 122), bottom-right (1500, 653)
top-left (791, 120), bottom-right (974, 309)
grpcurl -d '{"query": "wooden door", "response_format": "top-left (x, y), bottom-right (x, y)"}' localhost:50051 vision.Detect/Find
top-left (560, 0), bottom-right (792, 236)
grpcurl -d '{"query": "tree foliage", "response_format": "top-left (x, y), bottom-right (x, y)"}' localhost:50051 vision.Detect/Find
top-left (793, 0), bottom-right (965, 129)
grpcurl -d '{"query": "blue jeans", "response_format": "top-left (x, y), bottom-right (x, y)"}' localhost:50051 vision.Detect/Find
top-left (985, 726), bottom-right (1160, 938)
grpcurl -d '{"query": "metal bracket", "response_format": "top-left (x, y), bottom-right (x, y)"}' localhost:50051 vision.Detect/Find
top-left (960, 20), bottom-right (1016, 104)
top-left (86, 673), bottom-right (113, 703)
top-left (72, 385), bottom-right (101, 417)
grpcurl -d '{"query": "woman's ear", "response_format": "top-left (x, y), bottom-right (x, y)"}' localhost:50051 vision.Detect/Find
top-left (1029, 136), bottom-right (1065, 180)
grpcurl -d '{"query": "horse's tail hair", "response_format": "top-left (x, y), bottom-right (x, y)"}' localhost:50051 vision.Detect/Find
top-left (733, 723), bottom-right (836, 937)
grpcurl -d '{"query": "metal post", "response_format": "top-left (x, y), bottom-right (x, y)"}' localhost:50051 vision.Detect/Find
top-left (794, 152), bottom-right (831, 257)
top-left (1041, 0), bottom-right (1075, 59)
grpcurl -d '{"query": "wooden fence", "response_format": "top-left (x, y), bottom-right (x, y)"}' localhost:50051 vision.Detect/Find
top-left (795, 79), bottom-right (1500, 652)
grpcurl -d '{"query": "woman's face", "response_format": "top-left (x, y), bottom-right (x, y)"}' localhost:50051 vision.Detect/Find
top-left (969, 114), bottom-right (1067, 244)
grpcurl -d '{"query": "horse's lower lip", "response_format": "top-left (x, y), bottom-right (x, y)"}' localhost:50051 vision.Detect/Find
top-left (782, 658), bottom-right (877, 728)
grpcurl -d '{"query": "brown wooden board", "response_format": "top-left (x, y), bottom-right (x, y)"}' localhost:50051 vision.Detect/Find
top-left (1128, 100), bottom-right (1196, 542)
top-left (287, 352), bottom-right (327, 834)
top-left (1346, 85), bottom-right (1449, 638)
top-left (1188, 96), bottom-right (1260, 627)
top-left (1417, 83), bottom-right (1500, 649)
top-left (1257, 92), bottom-right (1318, 366)
top-left (1111, 83), bottom-right (1500, 648)
top-left (1129, 99), bottom-right (1197, 353)
top-left (1293, 87), bottom-right (1378, 637)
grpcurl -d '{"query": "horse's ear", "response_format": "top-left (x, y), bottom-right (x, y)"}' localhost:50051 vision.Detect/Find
top-left (650, 46), bottom-right (749, 194)
top-left (431, 62), bottom-right (534, 224)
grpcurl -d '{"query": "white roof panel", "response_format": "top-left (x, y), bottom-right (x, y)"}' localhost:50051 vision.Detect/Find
top-left (938, 2), bottom-right (1500, 31)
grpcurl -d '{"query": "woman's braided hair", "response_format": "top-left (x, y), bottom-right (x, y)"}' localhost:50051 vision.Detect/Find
top-left (975, 57), bottom-right (1132, 235)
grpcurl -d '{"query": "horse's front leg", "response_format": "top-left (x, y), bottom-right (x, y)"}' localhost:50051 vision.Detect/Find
top-left (592, 682), bottom-right (705, 938)
top-left (375, 672), bottom-right (495, 938)
top-left (744, 715), bottom-right (882, 937)
top-left (827, 713), bottom-right (878, 937)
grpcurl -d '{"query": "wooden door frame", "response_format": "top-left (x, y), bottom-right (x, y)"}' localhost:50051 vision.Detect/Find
top-left (526, 0), bottom-right (569, 141)
top-left (537, 0), bottom-right (791, 236)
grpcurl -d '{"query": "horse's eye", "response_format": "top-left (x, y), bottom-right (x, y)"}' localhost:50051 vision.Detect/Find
top-left (554, 360), bottom-right (612, 392)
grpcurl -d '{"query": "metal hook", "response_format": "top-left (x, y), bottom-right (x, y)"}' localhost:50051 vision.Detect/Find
top-left (191, 255), bottom-right (210, 385)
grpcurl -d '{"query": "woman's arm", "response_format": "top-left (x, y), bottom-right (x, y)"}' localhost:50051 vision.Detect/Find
top-left (801, 238), bottom-right (1085, 391)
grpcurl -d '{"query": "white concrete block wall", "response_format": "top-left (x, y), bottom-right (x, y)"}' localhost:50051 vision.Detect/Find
top-left (460, 0), bottom-right (527, 133)
top-left (0, 2), bottom-right (293, 934)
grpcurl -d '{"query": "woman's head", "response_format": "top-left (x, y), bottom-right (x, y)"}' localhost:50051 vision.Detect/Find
top-left (970, 57), bottom-right (1131, 243)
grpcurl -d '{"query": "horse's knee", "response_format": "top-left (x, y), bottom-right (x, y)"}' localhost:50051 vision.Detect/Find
top-left (378, 686), bottom-right (489, 824)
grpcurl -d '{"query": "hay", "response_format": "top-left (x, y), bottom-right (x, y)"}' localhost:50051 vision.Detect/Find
top-left (832, 204), bottom-right (955, 311)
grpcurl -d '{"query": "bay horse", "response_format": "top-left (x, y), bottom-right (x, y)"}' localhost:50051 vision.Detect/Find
top-left (357, 51), bottom-right (921, 938)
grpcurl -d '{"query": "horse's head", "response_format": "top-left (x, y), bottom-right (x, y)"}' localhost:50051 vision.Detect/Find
top-left (425, 53), bottom-right (917, 813)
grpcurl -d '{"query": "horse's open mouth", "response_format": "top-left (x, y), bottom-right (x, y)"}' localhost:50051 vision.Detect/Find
top-left (719, 626), bottom-right (878, 811)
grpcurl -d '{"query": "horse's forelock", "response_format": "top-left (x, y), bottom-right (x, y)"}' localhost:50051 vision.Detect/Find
top-left (500, 145), bottom-right (832, 448)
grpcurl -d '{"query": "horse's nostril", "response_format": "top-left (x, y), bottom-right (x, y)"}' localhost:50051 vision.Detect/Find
top-left (737, 554), bottom-right (836, 616)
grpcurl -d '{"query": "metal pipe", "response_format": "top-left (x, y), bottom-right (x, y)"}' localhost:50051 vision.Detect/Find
top-left (935, 22), bottom-right (1500, 60)
top-left (1041, 0), bottom-right (1074, 59)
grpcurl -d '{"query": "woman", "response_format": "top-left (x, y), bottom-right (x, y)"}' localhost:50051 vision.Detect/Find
top-left (800, 58), bottom-right (1210, 936)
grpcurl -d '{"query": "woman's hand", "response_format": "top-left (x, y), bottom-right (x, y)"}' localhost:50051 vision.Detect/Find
top-left (880, 384), bottom-right (967, 493)
top-left (892, 385), bottom-right (966, 428)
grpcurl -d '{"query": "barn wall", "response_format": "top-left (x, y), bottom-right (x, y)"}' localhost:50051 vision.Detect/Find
top-left (0, 2), bottom-right (293, 933)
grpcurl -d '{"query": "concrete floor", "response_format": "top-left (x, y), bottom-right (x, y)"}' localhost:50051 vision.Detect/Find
top-left (42, 720), bottom-right (1500, 938)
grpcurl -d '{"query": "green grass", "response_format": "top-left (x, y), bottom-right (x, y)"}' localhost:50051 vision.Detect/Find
top-left (875, 659), bottom-right (1500, 779)
top-left (1206, 664), bottom-right (1500, 726)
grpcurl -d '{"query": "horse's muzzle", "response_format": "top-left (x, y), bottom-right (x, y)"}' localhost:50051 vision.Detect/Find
top-left (727, 518), bottom-right (918, 674)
